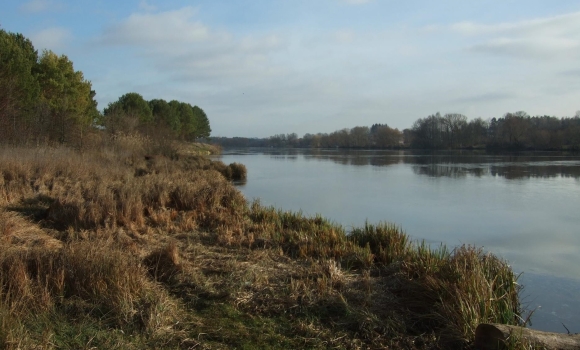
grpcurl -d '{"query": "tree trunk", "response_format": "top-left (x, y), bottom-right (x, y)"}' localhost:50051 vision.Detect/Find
top-left (475, 323), bottom-right (580, 350)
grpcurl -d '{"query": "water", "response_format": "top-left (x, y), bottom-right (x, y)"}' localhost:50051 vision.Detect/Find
top-left (217, 148), bottom-right (580, 332)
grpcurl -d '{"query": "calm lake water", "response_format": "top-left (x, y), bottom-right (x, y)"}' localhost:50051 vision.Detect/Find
top-left (217, 148), bottom-right (580, 333)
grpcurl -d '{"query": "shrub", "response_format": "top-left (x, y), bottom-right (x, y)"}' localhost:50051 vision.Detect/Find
top-left (229, 162), bottom-right (247, 181)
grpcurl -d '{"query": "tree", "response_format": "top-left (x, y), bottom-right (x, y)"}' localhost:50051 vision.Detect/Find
top-left (107, 92), bottom-right (152, 123)
top-left (104, 92), bottom-right (152, 134)
top-left (150, 98), bottom-right (180, 133)
top-left (501, 111), bottom-right (529, 147)
top-left (269, 134), bottom-right (286, 147)
top-left (175, 102), bottom-right (195, 140)
top-left (464, 118), bottom-right (488, 147)
top-left (36, 50), bottom-right (97, 144)
top-left (327, 129), bottom-right (350, 147)
top-left (372, 124), bottom-right (402, 148)
top-left (411, 113), bottom-right (445, 149)
top-left (349, 126), bottom-right (370, 148)
top-left (0, 29), bottom-right (40, 143)
top-left (192, 105), bottom-right (211, 139)
top-left (286, 133), bottom-right (298, 147)
top-left (442, 113), bottom-right (467, 148)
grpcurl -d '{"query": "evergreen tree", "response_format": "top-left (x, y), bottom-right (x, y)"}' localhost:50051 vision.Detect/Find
top-left (103, 92), bottom-right (152, 134)
top-left (36, 50), bottom-right (97, 143)
top-left (192, 105), bottom-right (211, 139)
top-left (0, 29), bottom-right (40, 143)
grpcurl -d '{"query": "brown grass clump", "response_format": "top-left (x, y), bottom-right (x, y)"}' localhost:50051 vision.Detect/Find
top-left (143, 241), bottom-right (182, 283)
top-left (0, 209), bottom-right (62, 251)
top-left (206, 160), bottom-right (248, 181)
top-left (0, 241), bottom-right (175, 346)
top-left (228, 162), bottom-right (247, 181)
top-left (0, 138), bottom-right (524, 349)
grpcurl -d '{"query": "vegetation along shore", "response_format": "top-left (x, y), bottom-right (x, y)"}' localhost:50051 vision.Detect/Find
top-left (0, 137), bottom-right (525, 349)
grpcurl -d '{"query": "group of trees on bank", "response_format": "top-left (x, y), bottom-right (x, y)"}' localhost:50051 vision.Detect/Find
top-left (213, 112), bottom-right (580, 151)
top-left (103, 93), bottom-right (211, 141)
top-left (0, 29), bottom-right (99, 146)
top-left (284, 123), bottom-right (403, 148)
top-left (212, 124), bottom-right (404, 149)
top-left (410, 112), bottom-right (580, 150)
top-left (0, 28), bottom-right (210, 147)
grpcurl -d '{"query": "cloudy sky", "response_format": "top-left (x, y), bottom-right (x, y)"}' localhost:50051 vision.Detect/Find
top-left (2, 0), bottom-right (580, 137)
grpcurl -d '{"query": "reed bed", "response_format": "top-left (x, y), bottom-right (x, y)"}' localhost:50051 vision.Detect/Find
top-left (0, 136), bottom-right (525, 349)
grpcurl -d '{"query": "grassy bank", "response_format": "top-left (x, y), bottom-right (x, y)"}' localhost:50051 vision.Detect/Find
top-left (0, 135), bottom-right (523, 349)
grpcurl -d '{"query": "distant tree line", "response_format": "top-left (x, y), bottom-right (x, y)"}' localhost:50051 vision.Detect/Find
top-left (410, 112), bottom-right (580, 150)
top-left (213, 112), bottom-right (580, 151)
top-left (212, 124), bottom-right (404, 149)
top-left (1, 28), bottom-right (211, 147)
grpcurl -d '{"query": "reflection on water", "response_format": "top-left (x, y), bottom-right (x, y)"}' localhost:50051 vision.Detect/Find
top-left (412, 163), bottom-right (580, 179)
top-left (299, 149), bottom-right (580, 179)
top-left (219, 148), bottom-right (580, 333)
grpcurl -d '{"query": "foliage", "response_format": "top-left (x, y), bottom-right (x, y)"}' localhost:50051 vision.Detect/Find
top-left (36, 50), bottom-right (98, 143)
top-left (410, 111), bottom-right (580, 150)
top-left (0, 29), bottom-right (40, 143)
top-left (247, 124), bottom-right (403, 149)
top-left (103, 92), bottom-right (152, 134)
top-left (104, 96), bottom-right (212, 141)
top-left (0, 29), bottom-right (98, 146)
top-left (1, 28), bottom-right (212, 148)
top-left (192, 105), bottom-right (211, 139)
top-left (149, 98), bottom-right (180, 132)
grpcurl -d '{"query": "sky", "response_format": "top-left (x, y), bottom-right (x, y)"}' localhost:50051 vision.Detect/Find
top-left (2, 0), bottom-right (580, 137)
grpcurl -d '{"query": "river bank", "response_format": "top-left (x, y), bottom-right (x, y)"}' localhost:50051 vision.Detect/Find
top-left (0, 136), bottom-right (524, 349)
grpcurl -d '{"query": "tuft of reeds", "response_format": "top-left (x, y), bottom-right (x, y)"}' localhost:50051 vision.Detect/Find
top-left (349, 221), bottom-right (411, 264)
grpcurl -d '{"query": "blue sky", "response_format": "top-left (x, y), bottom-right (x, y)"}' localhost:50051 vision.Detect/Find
top-left (2, 0), bottom-right (580, 137)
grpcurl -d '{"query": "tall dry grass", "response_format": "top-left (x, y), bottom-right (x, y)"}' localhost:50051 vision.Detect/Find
top-left (0, 230), bottom-right (178, 348)
top-left (0, 135), bottom-right (524, 349)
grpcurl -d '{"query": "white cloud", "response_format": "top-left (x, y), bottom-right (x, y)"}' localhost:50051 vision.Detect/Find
top-left (102, 7), bottom-right (210, 46)
top-left (452, 11), bottom-right (580, 59)
top-left (30, 27), bottom-right (72, 51)
top-left (100, 7), bottom-right (287, 85)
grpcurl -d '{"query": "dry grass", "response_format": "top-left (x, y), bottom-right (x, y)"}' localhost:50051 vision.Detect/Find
top-left (0, 135), bottom-right (525, 349)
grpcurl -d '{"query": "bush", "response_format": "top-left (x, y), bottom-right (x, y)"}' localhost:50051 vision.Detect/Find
top-left (229, 162), bottom-right (247, 181)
